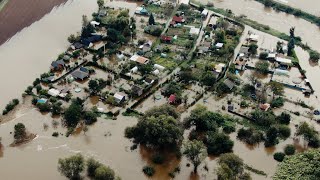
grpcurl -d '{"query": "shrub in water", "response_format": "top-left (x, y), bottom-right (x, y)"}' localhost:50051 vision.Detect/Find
top-left (142, 166), bottom-right (155, 177)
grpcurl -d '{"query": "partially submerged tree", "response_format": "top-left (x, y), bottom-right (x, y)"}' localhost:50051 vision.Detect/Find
top-left (217, 153), bottom-right (251, 180)
top-left (58, 154), bottom-right (85, 180)
top-left (206, 131), bottom-right (234, 155)
top-left (125, 105), bottom-right (183, 149)
top-left (97, 0), bottom-right (104, 8)
top-left (64, 98), bottom-right (84, 127)
top-left (183, 140), bottom-right (207, 173)
top-left (14, 123), bottom-right (27, 141)
top-left (296, 122), bottom-right (320, 148)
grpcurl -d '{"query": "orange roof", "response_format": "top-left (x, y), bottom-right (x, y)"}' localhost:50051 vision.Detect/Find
top-left (136, 56), bottom-right (149, 64)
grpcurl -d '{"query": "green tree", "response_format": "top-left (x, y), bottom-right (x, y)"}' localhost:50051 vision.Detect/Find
top-left (215, 30), bottom-right (226, 43)
top-left (183, 140), bottom-right (207, 173)
top-left (265, 126), bottom-right (279, 147)
top-left (14, 123), bottom-right (27, 141)
top-left (217, 153), bottom-right (249, 180)
top-left (287, 38), bottom-right (295, 56)
top-left (284, 144), bottom-right (296, 155)
top-left (84, 111), bottom-right (97, 125)
top-left (273, 152), bottom-right (285, 162)
top-left (296, 122), bottom-right (320, 147)
top-left (143, 104), bottom-right (180, 120)
top-left (201, 71), bottom-right (216, 86)
top-left (94, 165), bottom-right (115, 180)
top-left (274, 149), bottom-right (320, 179)
top-left (88, 79), bottom-right (99, 94)
top-left (206, 132), bottom-right (234, 155)
top-left (259, 52), bottom-right (268, 59)
top-left (255, 61), bottom-right (269, 74)
top-left (97, 0), bottom-right (104, 8)
top-left (184, 105), bottom-right (224, 132)
top-left (148, 13), bottom-right (155, 25)
top-left (87, 158), bottom-right (102, 177)
top-left (248, 43), bottom-right (258, 55)
top-left (276, 112), bottom-right (291, 125)
top-left (267, 81), bottom-right (284, 98)
top-left (309, 50), bottom-right (320, 62)
top-left (58, 154), bottom-right (85, 180)
top-left (64, 100), bottom-right (83, 127)
top-left (52, 102), bottom-right (63, 115)
top-left (125, 107), bottom-right (183, 149)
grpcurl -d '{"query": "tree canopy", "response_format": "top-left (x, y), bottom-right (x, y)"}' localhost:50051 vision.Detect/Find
top-left (217, 153), bottom-right (251, 180)
top-left (58, 154), bottom-right (85, 180)
top-left (14, 123), bottom-right (27, 141)
top-left (184, 105), bottom-right (225, 132)
top-left (274, 149), bottom-right (320, 180)
top-left (64, 99), bottom-right (84, 127)
top-left (206, 131), bottom-right (234, 155)
top-left (125, 105), bottom-right (183, 149)
top-left (183, 140), bottom-right (207, 173)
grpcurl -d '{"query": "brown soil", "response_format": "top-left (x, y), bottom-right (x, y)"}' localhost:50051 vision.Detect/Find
top-left (9, 133), bottom-right (37, 147)
top-left (0, 0), bottom-right (67, 45)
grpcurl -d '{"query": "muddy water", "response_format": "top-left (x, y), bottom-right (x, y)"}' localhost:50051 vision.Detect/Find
top-left (275, 0), bottom-right (320, 16)
top-left (0, 0), bottom-right (68, 45)
top-left (0, 0), bottom-right (97, 111)
top-left (199, 0), bottom-right (320, 51)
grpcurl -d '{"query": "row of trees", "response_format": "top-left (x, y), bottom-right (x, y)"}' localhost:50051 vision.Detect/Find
top-left (125, 105), bottom-right (236, 174)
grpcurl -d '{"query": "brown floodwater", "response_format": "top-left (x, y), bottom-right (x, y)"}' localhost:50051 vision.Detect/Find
top-left (198, 0), bottom-right (320, 51)
top-left (0, 0), bottom-right (68, 45)
top-left (275, 0), bottom-right (320, 16)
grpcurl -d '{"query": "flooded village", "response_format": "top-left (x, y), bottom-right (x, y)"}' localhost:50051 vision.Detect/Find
top-left (0, 0), bottom-right (320, 180)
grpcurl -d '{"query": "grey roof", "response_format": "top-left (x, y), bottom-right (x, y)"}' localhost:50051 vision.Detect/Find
top-left (223, 79), bottom-right (235, 90)
top-left (132, 85), bottom-right (143, 92)
top-left (239, 46), bottom-right (249, 54)
top-left (71, 70), bottom-right (89, 80)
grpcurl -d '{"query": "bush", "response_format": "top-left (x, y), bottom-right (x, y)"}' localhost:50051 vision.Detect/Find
top-left (152, 153), bottom-right (165, 164)
top-left (37, 103), bottom-right (51, 112)
top-left (277, 125), bottom-right (291, 139)
top-left (142, 166), bottom-right (155, 177)
top-left (309, 50), bottom-right (320, 62)
top-left (271, 97), bottom-right (284, 108)
top-left (255, 61), bottom-right (270, 74)
top-left (259, 52), bottom-right (268, 59)
top-left (276, 112), bottom-right (291, 125)
top-left (284, 144), bottom-right (296, 155)
top-left (223, 125), bottom-right (236, 134)
top-left (273, 152), bottom-right (285, 162)
top-left (52, 132), bottom-right (59, 137)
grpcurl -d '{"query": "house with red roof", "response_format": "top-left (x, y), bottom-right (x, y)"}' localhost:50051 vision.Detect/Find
top-left (160, 35), bottom-right (172, 43)
top-left (172, 16), bottom-right (185, 23)
top-left (168, 94), bottom-right (176, 104)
